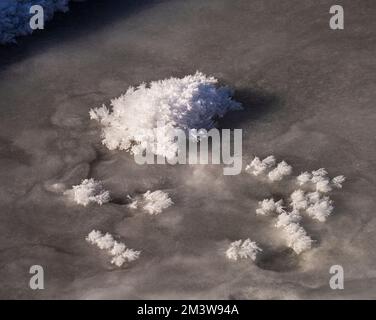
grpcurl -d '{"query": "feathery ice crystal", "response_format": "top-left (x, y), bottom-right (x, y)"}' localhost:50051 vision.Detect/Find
top-left (290, 190), bottom-right (308, 211)
top-left (281, 222), bottom-right (313, 254)
top-left (246, 155), bottom-right (292, 182)
top-left (256, 198), bottom-right (284, 216)
top-left (255, 197), bottom-right (312, 254)
top-left (67, 178), bottom-right (110, 206)
top-left (128, 190), bottom-right (173, 215)
top-left (0, 0), bottom-right (70, 44)
top-left (274, 209), bottom-right (313, 254)
top-left (268, 161), bottom-right (293, 182)
top-left (226, 239), bottom-right (262, 261)
top-left (306, 196), bottom-right (334, 222)
top-left (296, 169), bottom-right (346, 193)
top-left (90, 72), bottom-right (242, 160)
top-left (253, 161), bottom-right (346, 254)
top-left (245, 155), bottom-right (276, 176)
top-left (86, 230), bottom-right (141, 267)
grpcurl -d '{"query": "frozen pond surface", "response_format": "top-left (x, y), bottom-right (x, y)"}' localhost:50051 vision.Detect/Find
top-left (0, 0), bottom-right (375, 299)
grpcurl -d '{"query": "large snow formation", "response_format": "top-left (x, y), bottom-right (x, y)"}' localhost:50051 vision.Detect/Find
top-left (90, 72), bottom-right (242, 160)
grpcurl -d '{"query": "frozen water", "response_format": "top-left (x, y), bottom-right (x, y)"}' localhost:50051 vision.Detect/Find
top-left (0, 0), bottom-right (375, 299)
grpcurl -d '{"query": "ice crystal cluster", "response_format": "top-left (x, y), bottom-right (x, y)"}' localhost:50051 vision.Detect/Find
top-left (67, 178), bottom-right (110, 206)
top-left (90, 72), bottom-right (242, 160)
top-left (86, 230), bottom-right (141, 267)
top-left (245, 155), bottom-right (292, 181)
top-left (128, 190), bottom-right (173, 215)
top-left (0, 0), bottom-right (70, 44)
top-left (226, 239), bottom-right (262, 261)
top-left (252, 155), bottom-right (346, 254)
top-left (296, 168), bottom-right (345, 193)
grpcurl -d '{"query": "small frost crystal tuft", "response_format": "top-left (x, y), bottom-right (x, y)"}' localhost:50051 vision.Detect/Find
top-left (272, 208), bottom-right (313, 254)
top-left (332, 175), bottom-right (346, 189)
top-left (275, 210), bottom-right (301, 228)
top-left (283, 223), bottom-right (313, 254)
top-left (253, 160), bottom-right (346, 254)
top-left (268, 161), bottom-right (292, 182)
top-left (291, 190), bottom-right (334, 222)
top-left (306, 196), bottom-right (334, 222)
top-left (256, 198), bottom-right (284, 215)
top-left (95, 233), bottom-right (115, 250)
top-left (67, 178), bottom-right (110, 206)
top-left (245, 155), bottom-right (276, 176)
top-left (296, 172), bottom-right (312, 186)
top-left (245, 155), bottom-right (292, 182)
top-left (90, 72), bottom-right (241, 160)
top-left (290, 190), bottom-right (308, 211)
top-left (226, 239), bottom-right (262, 261)
top-left (128, 190), bottom-right (173, 215)
top-left (86, 230), bottom-right (140, 267)
top-left (296, 168), bottom-right (346, 193)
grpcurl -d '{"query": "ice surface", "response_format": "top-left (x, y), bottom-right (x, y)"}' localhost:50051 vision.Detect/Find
top-left (0, 0), bottom-right (375, 299)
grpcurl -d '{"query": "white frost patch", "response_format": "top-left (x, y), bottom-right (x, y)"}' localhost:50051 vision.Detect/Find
top-left (90, 72), bottom-right (241, 160)
top-left (281, 222), bottom-right (313, 255)
top-left (86, 230), bottom-right (141, 267)
top-left (268, 161), bottom-right (292, 182)
top-left (245, 155), bottom-right (275, 176)
top-left (128, 190), bottom-right (173, 215)
top-left (245, 155), bottom-right (292, 182)
top-left (226, 239), bottom-right (262, 261)
top-left (296, 172), bottom-right (312, 186)
top-left (0, 0), bottom-right (70, 44)
top-left (296, 169), bottom-right (345, 193)
top-left (290, 190), bottom-right (308, 211)
top-left (290, 189), bottom-right (334, 222)
top-left (274, 209), bottom-right (313, 254)
top-left (332, 175), bottom-right (346, 189)
top-left (66, 178), bottom-right (110, 207)
top-left (253, 160), bottom-right (346, 254)
top-left (275, 210), bottom-right (301, 228)
top-left (256, 198), bottom-right (284, 216)
top-left (306, 196), bottom-right (334, 222)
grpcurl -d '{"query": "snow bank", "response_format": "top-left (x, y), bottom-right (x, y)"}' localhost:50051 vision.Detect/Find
top-left (0, 0), bottom-right (70, 44)
top-left (90, 72), bottom-right (242, 160)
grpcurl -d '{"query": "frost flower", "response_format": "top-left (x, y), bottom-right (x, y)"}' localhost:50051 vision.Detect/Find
top-left (68, 178), bottom-right (110, 206)
top-left (268, 161), bottom-right (292, 182)
top-left (332, 175), bottom-right (346, 189)
top-left (290, 190), bottom-right (308, 211)
top-left (283, 223), bottom-right (313, 254)
top-left (256, 198), bottom-right (284, 215)
top-left (245, 155), bottom-right (276, 176)
top-left (90, 72), bottom-right (241, 160)
top-left (306, 197), bottom-right (334, 222)
top-left (226, 239), bottom-right (262, 261)
top-left (86, 230), bottom-right (140, 267)
top-left (127, 190), bottom-right (173, 215)
top-left (296, 172), bottom-right (312, 186)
